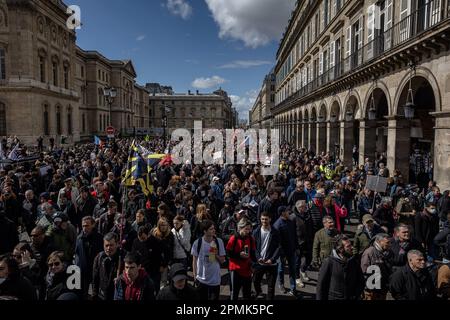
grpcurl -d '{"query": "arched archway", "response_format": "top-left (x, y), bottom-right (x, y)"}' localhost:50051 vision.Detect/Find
top-left (303, 109), bottom-right (309, 149)
top-left (360, 87), bottom-right (389, 164)
top-left (389, 75), bottom-right (437, 187)
top-left (310, 107), bottom-right (317, 153)
top-left (341, 96), bottom-right (360, 166)
top-left (329, 101), bottom-right (341, 157)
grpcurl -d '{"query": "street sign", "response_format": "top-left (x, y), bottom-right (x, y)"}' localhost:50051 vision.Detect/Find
top-left (106, 126), bottom-right (115, 138)
top-left (365, 175), bottom-right (388, 193)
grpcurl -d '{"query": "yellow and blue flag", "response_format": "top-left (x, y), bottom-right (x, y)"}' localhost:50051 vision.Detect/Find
top-left (122, 141), bottom-right (166, 195)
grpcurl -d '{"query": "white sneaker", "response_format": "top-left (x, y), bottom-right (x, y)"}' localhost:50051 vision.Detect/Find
top-left (300, 271), bottom-right (310, 282)
top-left (296, 279), bottom-right (305, 288)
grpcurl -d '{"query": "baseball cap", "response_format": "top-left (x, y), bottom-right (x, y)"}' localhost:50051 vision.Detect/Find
top-left (362, 214), bottom-right (375, 224)
top-left (170, 263), bottom-right (188, 283)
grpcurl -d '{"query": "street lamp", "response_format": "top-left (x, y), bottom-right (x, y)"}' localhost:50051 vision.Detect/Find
top-left (404, 63), bottom-right (416, 120)
top-left (368, 91), bottom-right (377, 121)
top-left (103, 87), bottom-right (117, 126)
top-left (162, 106), bottom-right (171, 147)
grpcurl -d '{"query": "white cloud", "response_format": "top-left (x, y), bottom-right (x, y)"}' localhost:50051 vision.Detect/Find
top-left (166, 0), bottom-right (193, 20)
top-left (218, 60), bottom-right (272, 69)
top-left (204, 0), bottom-right (296, 48)
top-left (191, 76), bottom-right (226, 89)
top-left (136, 35), bottom-right (146, 41)
top-left (230, 90), bottom-right (259, 120)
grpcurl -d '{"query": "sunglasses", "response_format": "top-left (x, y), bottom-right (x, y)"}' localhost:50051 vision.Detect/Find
top-left (48, 261), bottom-right (61, 267)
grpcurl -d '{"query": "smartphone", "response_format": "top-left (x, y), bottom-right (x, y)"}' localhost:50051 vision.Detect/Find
top-left (244, 245), bottom-right (249, 255)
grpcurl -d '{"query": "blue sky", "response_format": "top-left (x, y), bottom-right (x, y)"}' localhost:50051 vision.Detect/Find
top-left (69, 0), bottom-right (296, 120)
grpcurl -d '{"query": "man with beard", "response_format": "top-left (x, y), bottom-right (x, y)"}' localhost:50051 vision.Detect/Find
top-left (316, 235), bottom-right (364, 300)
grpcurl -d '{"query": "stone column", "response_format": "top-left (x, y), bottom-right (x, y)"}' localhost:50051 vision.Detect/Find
top-left (432, 112), bottom-right (450, 191)
top-left (359, 120), bottom-right (377, 166)
top-left (326, 122), bottom-right (332, 154)
top-left (386, 117), bottom-right (411, 182)
top-left (340, 121), bottom-right (354, 167)
top-left (300, 121), bottom-right (306, 148)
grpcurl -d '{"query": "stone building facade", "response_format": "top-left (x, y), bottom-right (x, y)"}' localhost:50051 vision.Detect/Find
top-left (0, 0), bottom-right (148, 144)
top-left (273, 0), bottom-right (450, 190)
top-left (149, 89), bottom-right (234, 134)
top-left (250, 71), bottom-right (276, 130)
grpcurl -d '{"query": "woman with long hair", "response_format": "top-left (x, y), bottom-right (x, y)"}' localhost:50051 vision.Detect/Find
top-left (190, 204), bottom-right (212, 243)
top-left (147, 218), bottom-right (174, 293)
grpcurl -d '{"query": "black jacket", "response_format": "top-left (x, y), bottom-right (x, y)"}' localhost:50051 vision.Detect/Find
top-left (75, 230), bottom-right (104, 277)
top-left (257, 197), bottom-right (279, 222)
top-left (92, 251), bottom-right (120, 300)
top-left (0, 214), bottom-right (19, 255)
top-left (414, 211), bottom-right (440, 246)
top-left (390, 238), bottom-right (424, 268)
top-left (253, 227), bottom-right (281, 263)
top-left (146, 232), bottom-right (174, 272)
top-left (290, 208), bottom-right (314, 249)
top-left (316, 251), bottom-right (364, 300)
top-left (373, 206), bottom-right (396, 233)
top-left (389, 264), bottom-right (436, 300)
top-left (156, 282), bottom-right (199, 301)
top-left (45, 271), bottom-right (72, 301)
top-left (0, 276), bottom-right (37, 300)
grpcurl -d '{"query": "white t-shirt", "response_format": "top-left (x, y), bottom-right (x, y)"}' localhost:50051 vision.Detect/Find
top-left (191, 237), bottom-right (226, 286)
top-left (260, 228), bottom-right (270, 260)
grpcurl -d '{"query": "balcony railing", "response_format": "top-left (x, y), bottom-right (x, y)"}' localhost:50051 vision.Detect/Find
top-left (277, 0), bottom-right (448, 110)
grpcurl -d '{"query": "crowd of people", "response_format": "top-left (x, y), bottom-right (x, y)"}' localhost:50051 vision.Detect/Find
top-left (0, 137), bottom-right (449, 301)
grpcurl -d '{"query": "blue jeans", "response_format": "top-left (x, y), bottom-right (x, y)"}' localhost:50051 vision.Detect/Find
top-left (278, 253), bottom-right (296, 292)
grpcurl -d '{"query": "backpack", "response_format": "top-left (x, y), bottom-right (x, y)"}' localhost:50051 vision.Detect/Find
top-left (196, 236), bottom-right (221, 257)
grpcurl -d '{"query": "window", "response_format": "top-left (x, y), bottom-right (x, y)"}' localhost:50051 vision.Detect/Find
top-left (82, 113), bottom-right (86, 133)
top-left (0, 49), bottom-right (5, 80)
top-left (0, 103), bottom-right (6, 136)
top-left (43, 105), bottom-right (49, 135)
top-left (98, 70), bottom-right (101, 80)
top-left (52, 61), bottom-right (58, 86)
top-left (67, 107), bottom-right (72, 135)
top-left (39, 56), bottom-right (46, 82)
top-left (63, 65), bottom-right (69, 89)
top-left (81, 66), bottom-right (84, 78)
top-left (56, 106), bottom-right (62, 135)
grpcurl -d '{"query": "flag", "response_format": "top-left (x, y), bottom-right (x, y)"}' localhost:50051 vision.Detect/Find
top-left (144, 135), bottom-right (150, 142)
top-left (94, 136), bottom-right (105, 149)
top-left (122, 141), bottom-right (163, 195)
top-left (7, 143), bottom-right (23, 161)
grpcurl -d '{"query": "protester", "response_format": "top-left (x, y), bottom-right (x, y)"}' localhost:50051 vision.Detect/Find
top-left (227, 218), bottom-right (256, 300)
top-left (253, 212), bottom-right (280, 300)
top-left (312, 216), bottom-right (339, 268)
top-left (316, 235), bottom-right (363, 300)
top-left (191, 220), bottom-right (226, 300)
top-left (114, 253), bottom-right (155, 301)
top-left (389, 250), bottom-right (436, 300)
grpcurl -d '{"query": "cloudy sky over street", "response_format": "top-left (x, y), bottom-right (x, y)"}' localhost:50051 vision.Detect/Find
top-left (71, 0), bottom-right (296, 120)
